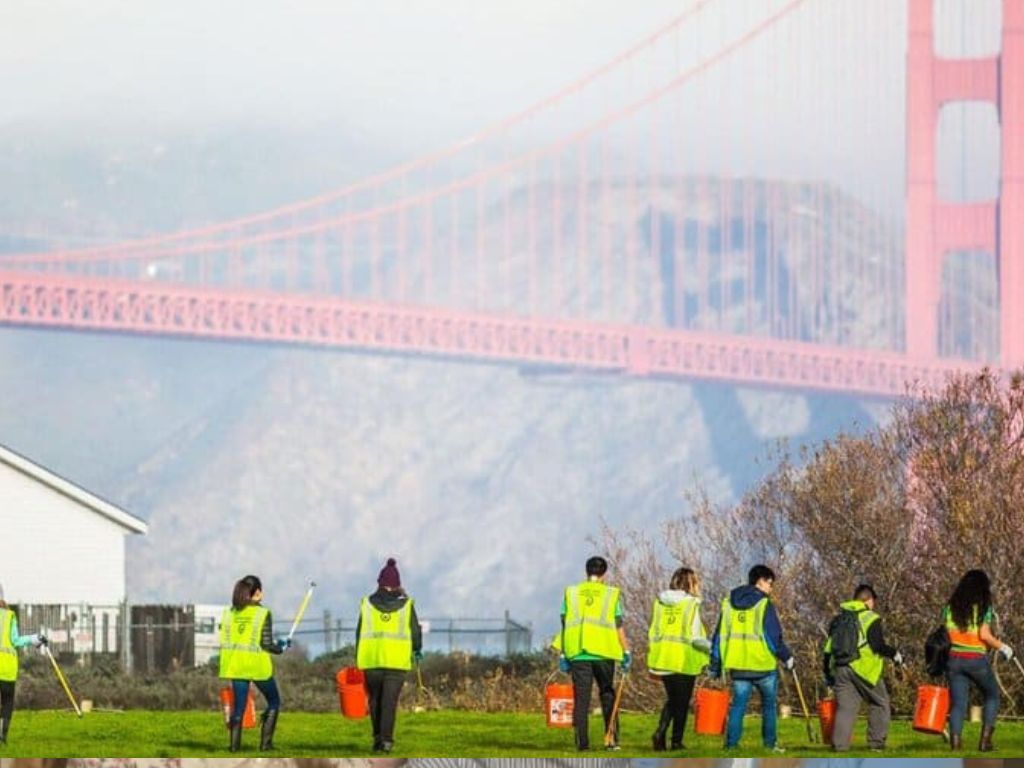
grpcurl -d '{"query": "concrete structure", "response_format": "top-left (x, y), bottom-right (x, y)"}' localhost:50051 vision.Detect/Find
top-left (0, 442), bottom-right (148, 606)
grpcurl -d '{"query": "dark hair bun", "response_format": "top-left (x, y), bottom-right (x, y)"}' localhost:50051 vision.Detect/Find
top-left (387, 558), bottom-right (397, 566)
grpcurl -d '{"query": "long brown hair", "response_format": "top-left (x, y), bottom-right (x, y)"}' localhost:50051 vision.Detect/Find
top-left (669, 566), bottom-right (701, 596)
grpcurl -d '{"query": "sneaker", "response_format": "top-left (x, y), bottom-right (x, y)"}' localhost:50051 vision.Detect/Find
top-left (604, 744), bottom-right (621, 751)
top-left (770, 746), bottom-right (787, 754)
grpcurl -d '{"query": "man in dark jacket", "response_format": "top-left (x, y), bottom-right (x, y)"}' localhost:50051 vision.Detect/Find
top-left (355, 558), bottom-right (423, 753)
top-left (708, 564), bottom-right (793, 751)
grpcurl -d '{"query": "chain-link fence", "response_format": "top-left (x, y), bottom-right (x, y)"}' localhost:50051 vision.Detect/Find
top-left (11, 602), bottom-right (533, 674)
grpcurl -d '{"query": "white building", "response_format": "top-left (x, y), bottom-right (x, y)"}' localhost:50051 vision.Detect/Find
top-left (0, 442), bottom-right (148, 606)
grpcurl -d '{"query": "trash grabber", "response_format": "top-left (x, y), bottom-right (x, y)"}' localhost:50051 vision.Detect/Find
top-left (1013, 656), bottom-right (1024, 680)
top-left (286, 580), bottom-right (317, 642)
top-left (43, 644), bottom-right (82, 718)
top-left (603, 670), bottom-right (629, 747)
top-left (790, 665), bottom-right (817, 743)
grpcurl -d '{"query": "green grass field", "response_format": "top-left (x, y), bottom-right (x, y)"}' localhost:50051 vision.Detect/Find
top-left (2, 710), bottom-right (1022, 757)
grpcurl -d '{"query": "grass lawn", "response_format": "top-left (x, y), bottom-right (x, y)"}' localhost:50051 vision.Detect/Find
top-left (1, 710), bottom-right (1020, 757)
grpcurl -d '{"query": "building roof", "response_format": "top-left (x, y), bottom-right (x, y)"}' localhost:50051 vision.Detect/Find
top-left (0, 442), bottom-right (148, 534)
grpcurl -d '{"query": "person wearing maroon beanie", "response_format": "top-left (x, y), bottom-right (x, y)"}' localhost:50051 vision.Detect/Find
top-left (354, 558), bottom-right (423, 753)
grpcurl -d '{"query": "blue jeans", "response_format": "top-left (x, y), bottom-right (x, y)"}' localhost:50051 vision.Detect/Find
top-left (948, 655), bottom-right (999, 734)
top-left (726, 671), bottom-right (778, 748)
top-left (230, 677), bottom-right (281, 724)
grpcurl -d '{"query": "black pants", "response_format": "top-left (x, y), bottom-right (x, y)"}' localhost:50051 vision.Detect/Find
top-left (658, 673), bottom-right (697, 746)
top-left (570, 659), bottom-right (617, 749)
top-left (0, 680), bottom-right (14, 733)
top-left (364, 668), bottom-right (405, 745)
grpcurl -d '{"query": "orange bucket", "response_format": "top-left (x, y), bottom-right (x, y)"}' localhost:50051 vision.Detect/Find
top-left (913, 684), bottom-right (950, 734)
top-left (336, 667), bottom-right (369, 719)
top-left (817, 698), bottom-right (837, 745)
top-left (693, 687), bottom-right (729, 735)
top-left (545, 682), bottom-right (574, 728)
top-left (218, 684), bottom-right (257, 729)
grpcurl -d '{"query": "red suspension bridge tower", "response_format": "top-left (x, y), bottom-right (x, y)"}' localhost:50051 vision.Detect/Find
top-left (906, 0), bottom-right (1024, 364)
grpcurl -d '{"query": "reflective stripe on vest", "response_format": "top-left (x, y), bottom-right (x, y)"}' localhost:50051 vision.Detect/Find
top-left (945, 605), bottom-right (987, 655)
top-left (356, 597), bottom-right (414, 671)
top-left (0, 609), bottom-right (17, 682)
top-left (647, 596), bottom-right (708, 675)
top-left (562, 582), bottom-right (624, 661)
top-left (720, 597), bottom-right (776, 673)
top-left (218, 605), bottom-right (272, 681)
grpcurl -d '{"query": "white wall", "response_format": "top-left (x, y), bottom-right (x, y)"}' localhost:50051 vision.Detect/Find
top-left (0, 460), bottom-right (131, 605)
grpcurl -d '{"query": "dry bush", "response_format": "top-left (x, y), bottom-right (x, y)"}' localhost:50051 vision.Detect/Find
top-left (599, 369), bottom-right (1024, 713)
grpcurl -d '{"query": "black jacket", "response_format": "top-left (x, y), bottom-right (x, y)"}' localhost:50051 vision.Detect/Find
top-left (823, 616), bottom-right (898, 679)
top-left (355, 588), bottom-right (423, 654)
top-left (259, 609), bottom-right (284, 655)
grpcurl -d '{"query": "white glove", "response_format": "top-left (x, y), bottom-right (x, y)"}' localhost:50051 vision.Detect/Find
top-left (691, 637), bottom-right (712, 653)
top-left (784, 656), bottom-right (796, 671)
top-left (893, 650), bottom-right (904, 666)
top-left (999, 643), bottom-right (1014, 661)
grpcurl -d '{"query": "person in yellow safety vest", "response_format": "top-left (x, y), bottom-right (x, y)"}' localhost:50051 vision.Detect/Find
top-left (556, 556), bottom-right (632, 752)
top-left (355, 558), bottom-right (423, 754)
top-left (219, 574), bottom-right (291, 753)
top-left (708, 564), bottom-right (794, 752)
top-left (0, 586), bottom-right (47, 747)
top-left (822, 584), bottom-right (903, 752)
top-left (647, 566), bottom-right (711, 751)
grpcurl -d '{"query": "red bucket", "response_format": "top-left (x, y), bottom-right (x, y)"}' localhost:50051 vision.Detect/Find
top-left (913, 684), bottom-right (950, 734)
top-left (545, 682), bottom-right (574, 728)
top-left (336, 667), bottom-right (369, 719)
top-left (817, 698), bottom-right (837, 745)
top-left (218, 684), bottom-right (257, 729)
top-left (693, 687), bottom-right (729, 735)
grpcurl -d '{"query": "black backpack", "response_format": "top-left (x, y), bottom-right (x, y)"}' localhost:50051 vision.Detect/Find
top-left (827, 609), bottom-right (863, 666)
top-left (924, 624), bottom-right (951, 678)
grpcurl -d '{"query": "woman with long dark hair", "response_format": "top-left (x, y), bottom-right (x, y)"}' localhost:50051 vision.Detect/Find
top-left (944, 569), bottom-right (1014, 751)
top-left (646, 566), bottom-right (710, 751)
top-left (219, 575), bottom-right (291, 752)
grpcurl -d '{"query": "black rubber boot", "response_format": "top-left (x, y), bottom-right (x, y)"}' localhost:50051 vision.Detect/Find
top-left (259, 709), bottom-right (279, 751)
top-left (0, 717), bottom-right (7, 746)
top-left (651, 706), bottom-right (670, 751)
top-left (979, 725), bottom-right (995, 752)
top-left (229, 722), bottom-right (242, 753)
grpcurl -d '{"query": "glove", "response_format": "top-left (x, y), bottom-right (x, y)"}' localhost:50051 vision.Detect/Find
top-left (276, 637), bottom-right (292, 651)
top-left (824, 674), bottom-right (836, 688)
top-left (999, 643), bottom-right (1014, 661)
top-left (413, 650), bottom-right (424, 664)
top-left (708, 664), bottom-right (722, 680)
top-left (893, 650), bottom-right (904, 667)
top-left (34, 634), bottom-right (48, 648)
top-left (558, 655), bottom-right (571, 674)
top-left (784, 656), bottom-right (796, 672)
top-left (691, 637), bottom-right (712, 653)
top-left (620, 650), bottom-right (633, 673)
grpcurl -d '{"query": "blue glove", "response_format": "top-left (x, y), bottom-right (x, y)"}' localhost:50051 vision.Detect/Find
top-left (276, 637), bottom-right (292, 651)
top-left (558, 655), bottom-right (571, 674)
top-left (414, 650), bottom-right (424, 664)
top-left (620, 650), bottom-right (633, 673)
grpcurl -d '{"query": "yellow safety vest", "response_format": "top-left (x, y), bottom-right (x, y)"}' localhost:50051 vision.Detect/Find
top-left (647, 596), bottom-right (708, 675)
top-left (561, 581), bottom-right (624, 661)
top-left (0, 609), bottom-right (18, 682)
top-left (219, 605), bottom-right (272, 681)
top-left (356, 597), bottom-right (414, 671)
top-left (824, 600), bottom-right (885, 686)
top-left (719, 596), bottom-right (777, 673)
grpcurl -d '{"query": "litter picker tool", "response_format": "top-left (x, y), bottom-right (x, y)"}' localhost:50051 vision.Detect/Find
top-left (791, 665), bottom-right (818, 743)
top-left (603, 670), bottom-right (629, 747)
top-left (286, 580), bottom-right (317, 642)
top-left (1014, 656), bottom-right (1024, 680)
top-left (43, 644), bottom-right (83, 718)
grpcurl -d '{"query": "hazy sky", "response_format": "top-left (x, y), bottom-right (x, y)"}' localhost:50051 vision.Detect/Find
top-left (0, 0), bottom-right (1002, 207)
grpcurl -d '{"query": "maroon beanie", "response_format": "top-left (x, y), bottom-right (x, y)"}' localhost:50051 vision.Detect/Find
top-left (378, 558), bottom-right (401, 589)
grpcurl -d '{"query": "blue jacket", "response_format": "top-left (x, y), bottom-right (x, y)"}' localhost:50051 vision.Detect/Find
top-left (708, 584), bottom-right (792, 678)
